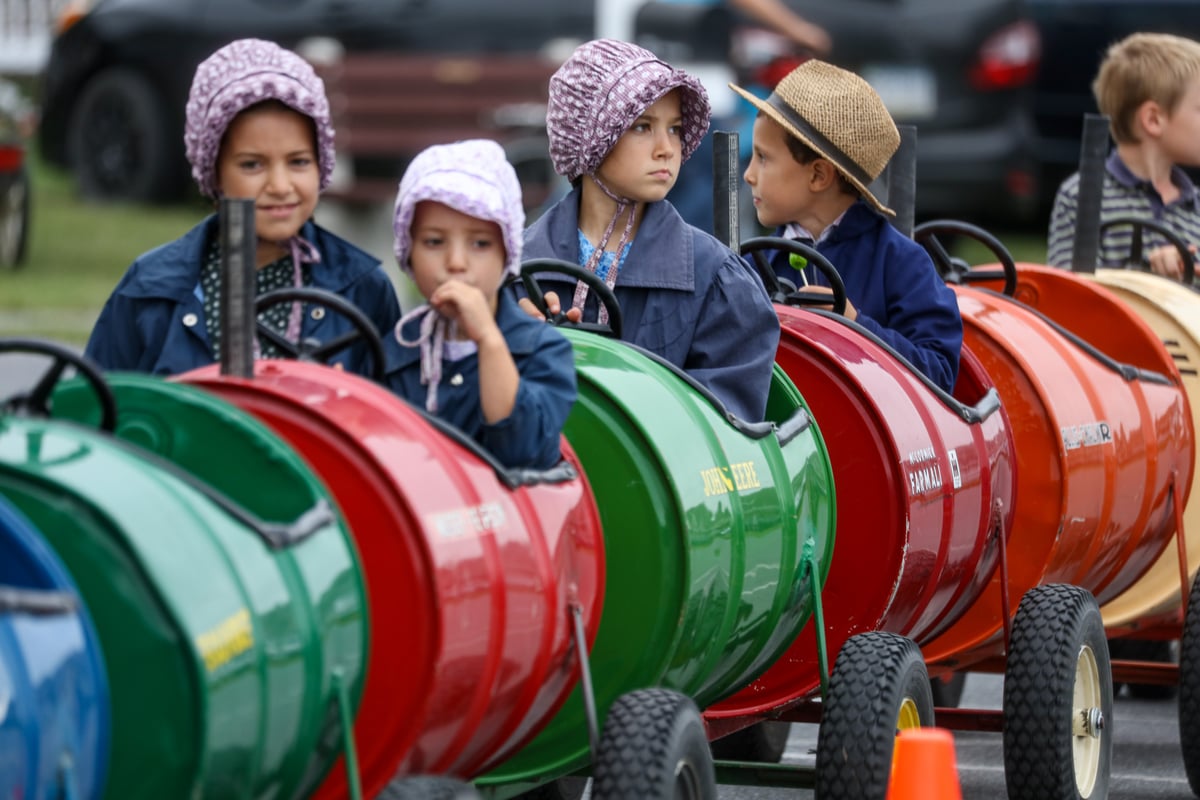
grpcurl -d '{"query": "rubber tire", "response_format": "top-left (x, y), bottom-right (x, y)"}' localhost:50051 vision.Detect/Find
top-left (930, 671), bottom-right (968, 708)
top-left (815, 631), bottom-right (935, 800)
top-left (591, 688), bottom-right (717, 800)
top-left (377, 775), bottom-right (482, 800)
top-left (67, 68), bottom-right (182, 203)
top-left (0, 163), bottom-right (29, 267)
top-left (1179, 569), bottom-right (1200, 794)
top-left (1003, 584), bottom-right (1112, 800)
top-left (1109, 638), bottom-right (1177, 700)
top-left (709, 721), bottom-right (791, 763)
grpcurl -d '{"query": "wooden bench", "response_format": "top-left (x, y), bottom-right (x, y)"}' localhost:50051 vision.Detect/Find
top-left (312, 51), bottom-right (563, 211)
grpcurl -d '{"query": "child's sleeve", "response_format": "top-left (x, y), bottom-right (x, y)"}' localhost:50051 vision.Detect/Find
top-left (686, 253), bottom-right (781, 422)
top-left (478, 328), bottom-right (577, 471)
top-left (853, 247), bottom-right (963, 394)
top-left (83, 288), bottom-right (150, 372)
top-left (1046, 174), bottom-right (1081, 269)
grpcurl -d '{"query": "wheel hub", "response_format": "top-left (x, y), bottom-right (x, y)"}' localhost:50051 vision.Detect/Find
top-left (1073, 643), bottom-right (1104, 797)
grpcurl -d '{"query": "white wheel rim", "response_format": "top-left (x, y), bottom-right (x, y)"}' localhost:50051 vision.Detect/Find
top-left (1072, 643), bottom-right (1103, 797)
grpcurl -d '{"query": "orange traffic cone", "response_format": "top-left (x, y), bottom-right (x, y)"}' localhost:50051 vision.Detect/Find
top-left (886, 727), bottom-right (963, 800)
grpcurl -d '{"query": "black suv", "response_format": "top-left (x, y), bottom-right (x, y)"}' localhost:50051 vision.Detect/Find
top-left (37, 0), bottom-right (591, 203)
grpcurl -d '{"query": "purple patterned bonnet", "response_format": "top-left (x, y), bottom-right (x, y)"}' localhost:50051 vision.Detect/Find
top-left (184, 38), bottom-right (335, 198)
top-left (391, 139), bottom-right (525, 414)
top-left (547, 38), bottom-right (712, 182)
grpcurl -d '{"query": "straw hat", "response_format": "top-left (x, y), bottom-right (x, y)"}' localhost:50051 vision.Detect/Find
top-left (731, 60), bottom-right (900, 215)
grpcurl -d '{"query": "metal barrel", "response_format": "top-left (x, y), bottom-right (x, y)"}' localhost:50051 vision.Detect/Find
top-left (175, 360), bottom-right (605, 798)
top-left (479, 329), bottom-right (836, 787)
top-left (0, 402), bottom-right (367, 800)
top-left (1083, 271), bottom-right (1200, 632)
top-left (922, 268), bottom-right (1193, 668)
top-left (0, 495), bottom-right (109, 800)
top-left (709, 309), bottom-right (1015, 718)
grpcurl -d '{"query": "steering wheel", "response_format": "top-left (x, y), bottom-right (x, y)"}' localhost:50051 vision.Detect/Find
top-left (1097, 216), bottom-right (1196, 285)
top-left (0, 339), bottom-right (117, 432)
top-left (913, 220), bottom-right (1018, 297)
top-left (254, 287), bottom-right (387, 382)
top-left (739, 236), bottom-right (848, 316)
top-left (519, 258), bottom-right (624, 339)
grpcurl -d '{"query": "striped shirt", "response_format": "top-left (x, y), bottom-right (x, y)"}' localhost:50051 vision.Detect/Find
top-left (1046, 151), bottom-right (1200, 284)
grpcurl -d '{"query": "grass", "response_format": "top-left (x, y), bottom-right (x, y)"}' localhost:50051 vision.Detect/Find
top-left (1, 147), bottom-right (1050, 347)
top-left (1, 149), bottom-right (202, 344)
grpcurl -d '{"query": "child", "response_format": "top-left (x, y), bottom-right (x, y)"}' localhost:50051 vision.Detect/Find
top-left (731, 59), bottom-right (964, 394)
top-left (522, 38), bottom-right (780, 423)
top-left (383, 139), bottom-right (576, 471)
top-left (1046, 32), bottom-right (1200, 283)
top-left (85, 38), bottom-right (401, 375)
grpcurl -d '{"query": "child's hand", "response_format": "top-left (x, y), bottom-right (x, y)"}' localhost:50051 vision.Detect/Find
top-left (518, 290), bottom-right (584, 323)
top-left (430, 279), bottom-right (501, 344)
top-left (801, 285), bottom-right (858, 321)
top-left (1146, 243), bottom-right (1194, 282)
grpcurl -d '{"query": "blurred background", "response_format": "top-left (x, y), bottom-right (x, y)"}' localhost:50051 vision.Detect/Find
top-left (2, 0), bottom-right (1198, 347)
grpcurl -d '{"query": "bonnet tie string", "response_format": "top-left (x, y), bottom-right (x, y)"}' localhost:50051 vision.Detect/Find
top-left (573, 175), bottom-right (635, 324)
top-left (282, 234), bottom-right (322, 342)
top-left (394, 305), bottom-right (458, 413)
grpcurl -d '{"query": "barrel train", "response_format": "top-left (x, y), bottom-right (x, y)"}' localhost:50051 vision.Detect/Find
top-left (1, 207), bottom-right (1197, 800)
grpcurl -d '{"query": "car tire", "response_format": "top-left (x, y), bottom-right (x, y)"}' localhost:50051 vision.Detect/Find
top-left (67, 68), bottom-right (182, 202)
top-left (0, 163), bottom-right (29, 267)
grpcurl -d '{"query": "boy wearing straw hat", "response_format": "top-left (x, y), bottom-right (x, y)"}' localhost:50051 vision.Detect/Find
top-left (522, 38), bottom-right (780, 423)
top-left (732, 60), bottom-right (963, 393)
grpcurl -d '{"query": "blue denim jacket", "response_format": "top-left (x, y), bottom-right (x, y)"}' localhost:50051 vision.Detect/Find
top-left (382, 291), bottom-right (577, 471)
top-left (84, 215), bottom-right (401, 378)
top-left (771, 200), bottom-right (963, 393)
top-left (524, 188), bottom-right (780, 422)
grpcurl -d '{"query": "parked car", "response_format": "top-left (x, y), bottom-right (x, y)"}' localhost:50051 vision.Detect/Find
top-left (771, 0), bottom-right (1041, 224)
top-left (0, 78), bottom-right (31, 268)
top-left (36, 0), bottom-right (592, 203)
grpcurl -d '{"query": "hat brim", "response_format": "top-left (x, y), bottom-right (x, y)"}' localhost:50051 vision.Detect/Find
top-left (730, 83), bottom-right (894, 217)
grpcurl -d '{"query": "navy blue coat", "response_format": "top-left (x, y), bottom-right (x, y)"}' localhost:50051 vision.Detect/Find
top-left (524, 188), bottom-right (780, 422)
top-left (772, 201), bottom-right (963, 393)
top-left (382, 291), bottom-right (577, 471)
top-left (84, 216), bottom-right (401, 377)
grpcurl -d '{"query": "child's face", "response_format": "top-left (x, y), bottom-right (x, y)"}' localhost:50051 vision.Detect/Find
top-left (216, 103), bottom-right (320, 246)
top-left (595, 89), bottom-right (684, 203)
top-left (409, 201), bottom-right (507, 309)
top-left (1158, 76), bottom-right (1200, 167)
top-left (744, 115), bottom-right (816, 229)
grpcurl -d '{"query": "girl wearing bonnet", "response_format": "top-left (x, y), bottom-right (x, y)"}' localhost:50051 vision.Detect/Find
top-left (521, 38), bottom-right (780, 423)
top-left (86, 38), bottom-right (401, 377)
top-left (382, 139), bottom-right (577, 471)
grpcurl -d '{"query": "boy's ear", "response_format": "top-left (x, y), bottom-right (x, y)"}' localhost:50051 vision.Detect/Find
top-left (1136, 98), bottom-right (1168, 138)
top-left (810, 159), bottom-right (840, 190)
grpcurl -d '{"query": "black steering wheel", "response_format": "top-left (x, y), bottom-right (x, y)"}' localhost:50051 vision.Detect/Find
top-left (519, 258), bottom-right (624, 339)
top-left (254, 287), bottom-right (387, 382)
top-left (1098, 216), bottom-right (1196, 285)
top-left (0, 339), bottom-right (117, 432)
top-left (739, 236), bottom-right (848, 316)
top-left (913, 220), bottom-right (1018, 297)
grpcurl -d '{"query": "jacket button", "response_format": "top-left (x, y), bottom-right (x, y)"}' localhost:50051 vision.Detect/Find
top-left (450, 374), bottom-right (463, 386)
top-left (311, 307), bottom-right (326, 320)
top-left (182, 313), bottom-right (198, 327)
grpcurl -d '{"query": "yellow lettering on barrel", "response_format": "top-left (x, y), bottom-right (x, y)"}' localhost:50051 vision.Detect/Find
top-left (196, 608), bottom-right (254, 673)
